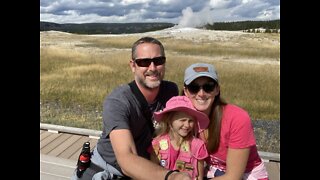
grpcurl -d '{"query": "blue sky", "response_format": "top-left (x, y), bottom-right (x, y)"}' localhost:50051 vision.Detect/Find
top-left (40, 0), bottom-right (280, 27)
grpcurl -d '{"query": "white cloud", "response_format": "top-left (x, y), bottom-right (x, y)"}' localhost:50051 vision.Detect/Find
top-left (40, 0), bottom-right (280, 25)
top-left (210, 0), bottom-right (234, 9)
top-left (120, 0), bottom-right (150, 5)
top-left (256, 5), bottom-right (280, 20)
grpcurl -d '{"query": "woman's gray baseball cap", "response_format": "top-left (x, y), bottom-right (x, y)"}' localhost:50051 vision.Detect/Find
top-left (184, 63), bottom-right (219, 85)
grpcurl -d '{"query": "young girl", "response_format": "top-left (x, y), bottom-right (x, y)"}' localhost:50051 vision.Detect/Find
top-left (149, 96), bottom-right (210, 180)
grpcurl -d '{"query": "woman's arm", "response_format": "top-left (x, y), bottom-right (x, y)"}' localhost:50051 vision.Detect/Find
top-left (210, 148), bottom-right (250, 180)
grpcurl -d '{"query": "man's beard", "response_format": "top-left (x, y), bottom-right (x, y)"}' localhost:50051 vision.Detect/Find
top-left (145, 80), bottom-right (161, 89)
top-left (137, 77), bottom-right (161, 89)
top-left (136, 71), bottom-right (162, 89)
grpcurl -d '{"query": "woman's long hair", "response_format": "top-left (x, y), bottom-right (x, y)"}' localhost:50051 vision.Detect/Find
top-left (206, 91), bottom-right (227, 153)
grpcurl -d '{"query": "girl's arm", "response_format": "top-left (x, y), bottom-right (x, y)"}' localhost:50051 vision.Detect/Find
top-left (196, 159), bottom-right (205, 180)
top-left (150, 149), bottom-right (160, 164)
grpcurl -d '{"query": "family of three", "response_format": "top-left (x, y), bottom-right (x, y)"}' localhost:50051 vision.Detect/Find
top-left (71, 36), bottom-right (269, 180)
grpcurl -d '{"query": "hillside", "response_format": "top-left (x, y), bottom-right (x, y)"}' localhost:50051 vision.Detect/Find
top-left (40, 21), bottom-right (175, 34)
top-left (40, 19), bottom-right (280, 34)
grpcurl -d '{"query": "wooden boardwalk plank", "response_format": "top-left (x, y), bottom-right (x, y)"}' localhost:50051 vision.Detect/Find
top-left (69, 137), bottom-right (93, 160)
top-left (40, 154), bottom-right (75, 180)
top-left (88, 138), bottom-right (98, 150)
top-left (40, 131), bottom-right (53, 141)
top-left (59, 136), bottom-right (90, 160)
top-left (41, 133), bottom-right (73, 154)
top-left (48, 134), bottom-right (81, 157)
top-left (41, 133), bottom-right (62, 150)
top-left (68, 138), bottom-right (99, 160)
top-left (265, 161), bottom-right (280, 180)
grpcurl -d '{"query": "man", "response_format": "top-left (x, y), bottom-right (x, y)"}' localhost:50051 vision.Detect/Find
top-left (71, 37), bottom-right (191, 180)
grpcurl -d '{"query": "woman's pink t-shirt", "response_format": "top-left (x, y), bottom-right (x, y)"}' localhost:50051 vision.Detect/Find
top-left (205, 104), bottom-right (262, 172)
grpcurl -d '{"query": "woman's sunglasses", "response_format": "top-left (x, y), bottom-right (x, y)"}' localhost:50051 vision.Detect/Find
top-left (134, 56), bottom-right (166, 67)
top-left (186, 82), bottom-right (216, 94)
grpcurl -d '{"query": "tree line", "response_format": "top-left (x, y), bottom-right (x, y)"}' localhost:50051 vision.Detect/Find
top-left (40, 19), bottom-right (280, 34)
top-left (204, 19), bottom-right (280, 33)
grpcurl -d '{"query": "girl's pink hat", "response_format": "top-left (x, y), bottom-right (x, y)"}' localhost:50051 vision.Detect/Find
top-left (154, 96), bottom-right (209, 132)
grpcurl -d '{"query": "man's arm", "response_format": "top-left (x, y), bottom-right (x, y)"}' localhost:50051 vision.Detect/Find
top-left (110, 129), bottom-right (191, 180)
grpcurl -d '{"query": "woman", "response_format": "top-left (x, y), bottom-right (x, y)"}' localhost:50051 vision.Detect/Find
top-left (182, 63), bottom-right (269, 180)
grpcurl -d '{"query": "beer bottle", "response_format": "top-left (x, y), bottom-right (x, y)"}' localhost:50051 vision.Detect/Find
top-left (76, 142), bottom-right (91, 178)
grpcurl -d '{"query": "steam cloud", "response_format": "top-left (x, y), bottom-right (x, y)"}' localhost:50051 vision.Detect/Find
top-left (177, 6), bottom-right (214, 28)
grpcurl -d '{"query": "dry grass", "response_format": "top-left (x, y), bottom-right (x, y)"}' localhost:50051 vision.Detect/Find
top-left (40, 28), bottom-right (280, 130)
